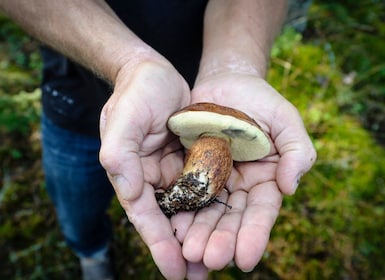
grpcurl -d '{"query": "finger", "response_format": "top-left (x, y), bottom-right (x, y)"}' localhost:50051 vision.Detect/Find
top-left (124, 182), bottom-right (186, 280)
top-left (186, 261), bottom-right (209, 280)
top-left (100, 139), bottom-right (145, 201)
top-left (277, 145), bottom-right (316, 194)
top-left (202, 190), bottom-right (247, 270)
top-left (234, 181), bottom-right (282, 272)
top-left (160, 146), bottom-right (193, 244)
top-left (136, 138), bottom-right (184, 191)
top-left (273, 116), bottom-right (317, 194)
top-left (227, 161), bottom-right (277, 193)
top-left (157, 139), bottom-right (185, 188)
top-left (182, 191), bottom-right (229, 263)
top-left (171, 211), bottom-right (195, 244)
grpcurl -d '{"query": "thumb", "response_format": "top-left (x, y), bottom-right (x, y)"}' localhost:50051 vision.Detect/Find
top-left (273, 112), bottom-right (317, 195)
top-left (100, 145), bottom-right (144, 202)
top-left (276, 145), bottom-right (316, 195)
top-left (99, 94), bottom-right (147, 201)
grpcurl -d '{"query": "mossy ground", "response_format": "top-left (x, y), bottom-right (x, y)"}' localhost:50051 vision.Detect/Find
top-left (1, 1), bottom-right (385, 279)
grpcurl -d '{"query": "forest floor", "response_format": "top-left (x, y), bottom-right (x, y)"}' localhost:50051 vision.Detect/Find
top-left (1, 1), bottom-right (385, 279)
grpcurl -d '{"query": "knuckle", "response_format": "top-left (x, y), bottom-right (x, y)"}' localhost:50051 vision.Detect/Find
top-left (99, 145), bottom-right (121, 173)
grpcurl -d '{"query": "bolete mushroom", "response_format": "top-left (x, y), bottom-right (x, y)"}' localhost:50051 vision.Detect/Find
top-left (155, 102), bottom-right (271, 217)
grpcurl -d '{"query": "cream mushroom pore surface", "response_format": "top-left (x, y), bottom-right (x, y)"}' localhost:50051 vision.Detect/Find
top-left (168, 103), bottom-right (271, 161)
top-left (155, 103), bottom-right (271, 217)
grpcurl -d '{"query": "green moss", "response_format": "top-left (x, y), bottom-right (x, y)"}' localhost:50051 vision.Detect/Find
top-left (264, 11), bottom-right (385, 278)
top-left (1, 1), bottom-right (385, 279)
top-left (0, 88), bottom-right (41, 134)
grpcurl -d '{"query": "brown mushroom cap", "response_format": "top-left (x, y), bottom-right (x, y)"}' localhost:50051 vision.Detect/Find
top-left (168, 103), bottom-right (271, 161)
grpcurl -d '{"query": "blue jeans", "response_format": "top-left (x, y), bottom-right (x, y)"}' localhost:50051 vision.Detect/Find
top-left (41, 115), bottom-right (115, 258)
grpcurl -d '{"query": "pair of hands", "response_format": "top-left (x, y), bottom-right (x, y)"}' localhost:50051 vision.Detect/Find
top-left (99, 60), bottom-right (316, 280)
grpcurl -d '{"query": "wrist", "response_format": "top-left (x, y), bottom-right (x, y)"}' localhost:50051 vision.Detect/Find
top-left (195, 49), bottom-right (267, 84)
top-left (112, 50), bottom-right (186, 99)
top-left (110, 44), bottom-right (168, 85)
top-left (196, 0), bottom-right (287, 84)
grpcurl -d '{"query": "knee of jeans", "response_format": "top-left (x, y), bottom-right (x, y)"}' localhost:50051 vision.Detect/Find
top-left (48, 177), bottom-right (114, 254)
top-left (60, 211), bottom-right (113, 256)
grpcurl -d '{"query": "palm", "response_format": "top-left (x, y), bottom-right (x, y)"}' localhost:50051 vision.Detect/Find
top-left (169, 73), bottom-right (315, 276)
top-left (191, 73), bottom-right (315, 194)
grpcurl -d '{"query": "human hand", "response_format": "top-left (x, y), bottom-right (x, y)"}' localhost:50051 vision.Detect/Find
top-left (99, 60), bottom-right (191, 279)
top-left (169, 72), bottom-right (316, 278)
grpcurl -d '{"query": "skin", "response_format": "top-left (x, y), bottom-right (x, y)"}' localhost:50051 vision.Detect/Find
top-left (0, 0), bottom-right (317, 279)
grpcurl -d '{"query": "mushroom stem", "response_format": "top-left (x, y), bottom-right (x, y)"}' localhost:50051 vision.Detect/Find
top-left (156, 135), bottom-right (233, 217)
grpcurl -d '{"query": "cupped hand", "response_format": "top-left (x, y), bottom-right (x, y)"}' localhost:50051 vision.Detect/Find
top-left (172, 72), bottom-right (316, 278)
top-left (99, 60), bottom-right (191, 280)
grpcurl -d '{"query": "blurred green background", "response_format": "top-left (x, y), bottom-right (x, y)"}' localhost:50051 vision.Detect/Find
top-left (1, 1), bottom-right (384, 279)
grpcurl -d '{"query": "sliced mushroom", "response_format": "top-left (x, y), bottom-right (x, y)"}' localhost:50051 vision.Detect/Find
top-left (156, 102), bottom-right (271, 217)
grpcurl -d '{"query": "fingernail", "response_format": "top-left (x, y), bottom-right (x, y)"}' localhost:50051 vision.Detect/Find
top-left (242, 267), bottom-right (254, 273)
top-left (292, 174), bottom-right (302, 193)
top-left (113, 174), bottom-right (133, 200)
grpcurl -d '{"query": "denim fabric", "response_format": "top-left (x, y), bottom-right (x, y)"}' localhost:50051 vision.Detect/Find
top-left (41, 115), bottom-right (114, 258)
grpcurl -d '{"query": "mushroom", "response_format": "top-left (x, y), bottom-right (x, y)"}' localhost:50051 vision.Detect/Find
top-left (155, 102), bottom-right (271, 217)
